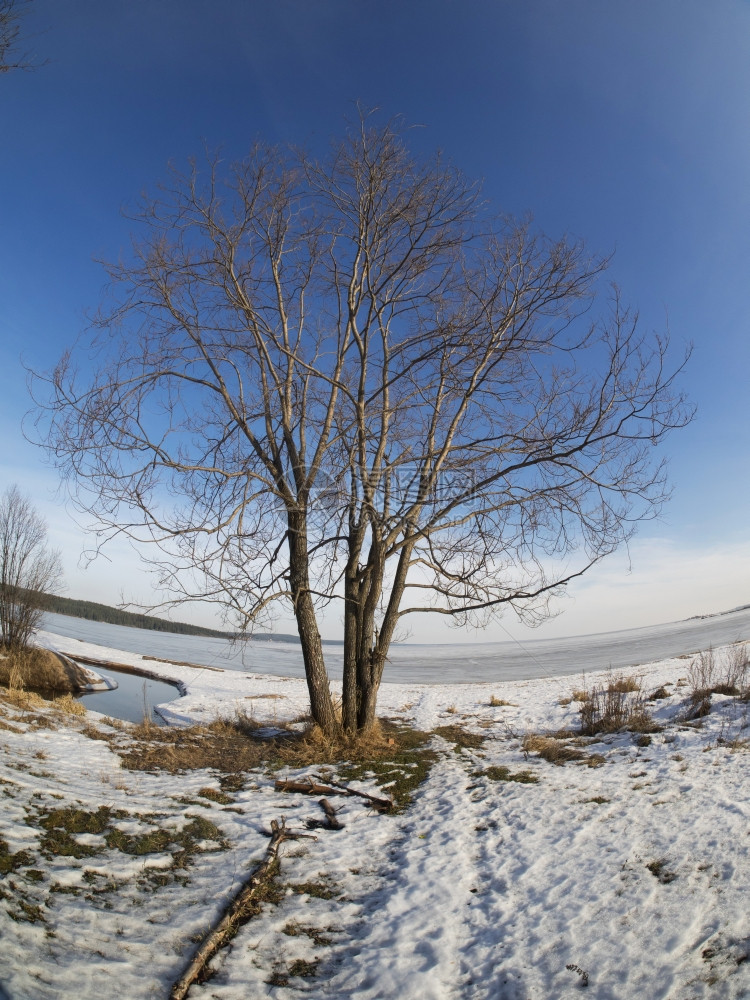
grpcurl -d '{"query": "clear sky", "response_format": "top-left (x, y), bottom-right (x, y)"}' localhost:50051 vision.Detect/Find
top-left (1, 0), bottom-right (749, 642)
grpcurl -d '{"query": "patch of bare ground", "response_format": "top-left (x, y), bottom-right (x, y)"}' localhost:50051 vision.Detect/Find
top-left (77, 710), bottom-right (435, 805)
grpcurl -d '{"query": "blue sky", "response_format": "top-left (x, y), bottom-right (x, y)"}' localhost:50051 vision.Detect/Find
top-left (1, 0), bottom-right (749, 641)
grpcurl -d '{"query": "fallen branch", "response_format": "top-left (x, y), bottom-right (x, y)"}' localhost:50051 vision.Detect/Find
top-left (318, 798), bottom-right (344, 830)
top-left (170, 818), bottom-right (298, 1000)
top-left (275, 777), bottom-right (342, 797)
top-left (311, 774), bottom-right (393, 813)
top-left (275, 774), bottom-right (393, 813)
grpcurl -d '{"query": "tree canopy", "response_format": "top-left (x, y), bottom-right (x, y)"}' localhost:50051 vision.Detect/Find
top-left (34, 112), bottom-right (692, 735)
top-left (0, 484), bottom-right (62, 649)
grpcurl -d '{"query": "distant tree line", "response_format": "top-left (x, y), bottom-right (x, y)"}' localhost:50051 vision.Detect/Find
top-left (37, 591), bottom-right (307, 643)
top-left (39, 593), bottom-right (232, 639)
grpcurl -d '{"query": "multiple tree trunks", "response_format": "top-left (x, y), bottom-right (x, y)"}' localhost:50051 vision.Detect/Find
top-left (36, 114), bottom-right (691, 739)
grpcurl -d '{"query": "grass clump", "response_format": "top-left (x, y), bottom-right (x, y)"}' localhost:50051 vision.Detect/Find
top-left (685, 645), bottom-right (750, 718)
top-left (334, 724), bottom-right (437, 812)
top-left (577, 673), bottom-right (656, 735)
top-left (39, 805), bottom-right (113, 835)
top-left (648, 686), bottom-right (671, 701)
top-left (282, 920), bottom-right (335, 946)
top-left (105, 827), bottom-right (172, 856)
top-left (433, 724), bottom-right (486, 751)
top-left (197, 786), bottom-right (233, 805)
top-left (108, 815), bottom-right (226, 859)
top-left (37, 805), bottom-right (114, 859)
top-left (288, 876), bottom-right (340, 900)
top-left (488, 695), bottom-right (514, 707)
top-left (0, 646), bottom-right (92, 695)
top-left (8, 899), bottom-right (46, 924)
top-left (277, 719), bottom-right (438, 812)
top-left (473, 765), bottom-right (538, 784)
top-left (0, 836), bottom-right (33, 875)
top-left (523, 734), bottom-right (583, 764)
top-left (32, 800), bottom-right (226, 867)
top-left (116, 718), bottom-right (279, 774)
top-left (522, 733), bottom-right (605, 768)
top-left (646, 857), bottom-right (677, 884)
top-left (288, 958), bottom-right (320, 978)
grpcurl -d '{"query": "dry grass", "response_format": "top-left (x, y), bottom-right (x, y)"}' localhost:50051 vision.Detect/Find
top-left (87, 708), bottom-right (436, 805)
top-left (432, 724), bottom-right (486, 751)
top-left (50, 694), bottom-right (87, 717)
top-left (521, 733), bottom-right (604, 767)
top-left (576, 673), bottom-right (656, 736)
top-left (82, 709), bottom-right (440, 812)
top-left (0, 685), bottom-right (86, 720)
top-left (648, 685), bottom-right (671, 701)
top-left (116, 717), bottom-right (280, 774)
top-left (685, 645), bottom-right (750, 718)
top-left (0, 646), bottom-right (92, 695)
top-left (0, 686), bottom-right (48, 710)
top-left (488, 695), bottom-right (514, 707)
top-left (607, 674), bottom-right (641, 694)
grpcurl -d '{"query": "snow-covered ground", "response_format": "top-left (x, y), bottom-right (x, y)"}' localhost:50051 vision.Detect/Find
top-left (1, 632), bottom-right (749, 999)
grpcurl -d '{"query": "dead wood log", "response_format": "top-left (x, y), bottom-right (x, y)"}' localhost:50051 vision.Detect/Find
top-left (275, 774), bottom-right (393, 812)
top-left (318, 798), bottom-right (344, 830)
top-left (274, 777), bottom-right (342, 796)
top-left (170, 818), bottom-right (295, 1000)
top-left (311, 774), bottom-right (393, 813)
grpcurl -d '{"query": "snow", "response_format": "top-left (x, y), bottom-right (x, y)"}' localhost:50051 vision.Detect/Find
top-left (1, 630), bottom-right (749, 998)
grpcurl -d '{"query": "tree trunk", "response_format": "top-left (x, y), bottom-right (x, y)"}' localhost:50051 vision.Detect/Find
top-left (356, 665), bottom-right (380, 732)
top-left (288, 510), bottom-right (339, 737)
top-left (356, 536), bottom-right (417, 732)
top-left (342, 570), bottom-right (359, 734)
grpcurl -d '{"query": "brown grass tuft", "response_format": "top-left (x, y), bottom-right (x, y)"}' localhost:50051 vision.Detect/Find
top-left (110, 716), bottom-right (289, 774)
top-left (522, 734), bottom-right (587, 765)
top-left (0, 646), bottom-right (93, 695)
top-left (51, 694), bottom-right (87, 717)
top-left (488, 695), bottom-right (515, 707)
top-left (576, 673), bottom-right (657, 736)
top-left (686, 645), bottom-right (750, 716)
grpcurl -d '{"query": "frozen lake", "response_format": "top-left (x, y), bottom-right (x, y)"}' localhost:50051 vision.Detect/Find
top-left (42, 605), bottom-right (750, 686)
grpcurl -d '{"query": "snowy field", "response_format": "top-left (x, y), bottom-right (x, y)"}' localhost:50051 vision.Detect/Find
top-left (1, 630), bottom-right (749, 999)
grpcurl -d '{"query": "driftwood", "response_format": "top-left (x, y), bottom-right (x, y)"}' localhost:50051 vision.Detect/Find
top-left (170, 818), bottom-right (302, 1000)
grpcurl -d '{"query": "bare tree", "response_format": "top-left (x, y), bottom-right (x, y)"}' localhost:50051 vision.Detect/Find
top-left (34, 112), bottom-right (692, 736)
top-left (0, 0), bottom-right (37, 74)
top-left (0, 484), bottom-right (63, 649)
